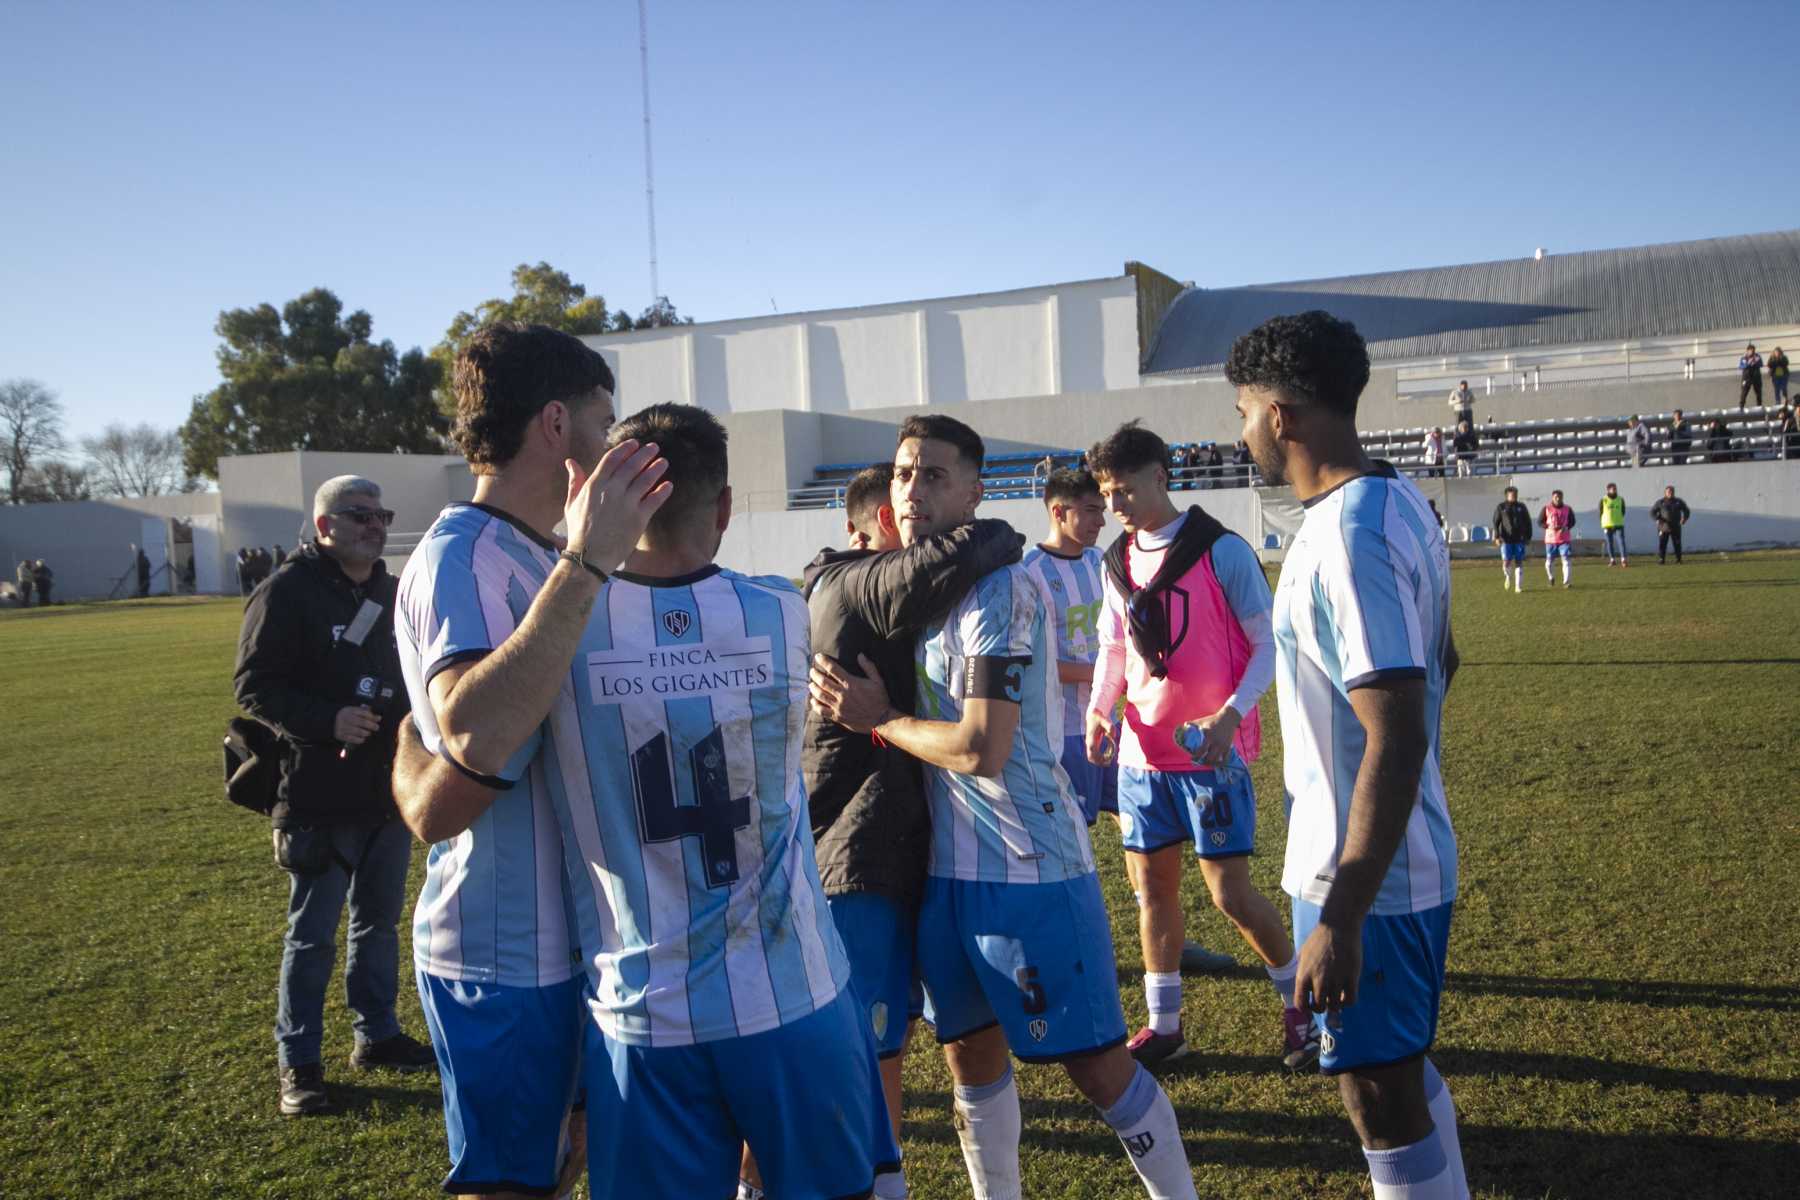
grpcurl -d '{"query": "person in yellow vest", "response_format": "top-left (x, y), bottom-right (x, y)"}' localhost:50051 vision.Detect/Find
top-left (1598, 482), bottom-right (1629, 567)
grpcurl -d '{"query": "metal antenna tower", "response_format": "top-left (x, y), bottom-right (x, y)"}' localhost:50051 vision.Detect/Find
top-left (637, 0), bottom-right (661, 308)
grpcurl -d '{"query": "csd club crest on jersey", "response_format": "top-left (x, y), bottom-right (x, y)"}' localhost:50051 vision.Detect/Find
top-left (1028, 1018), bottom-right (1048, 1043)
top-left (661, 608), bottom-right (692, 637)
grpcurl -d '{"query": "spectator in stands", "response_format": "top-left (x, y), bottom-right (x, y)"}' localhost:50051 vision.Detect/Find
top-left (1491, 486), bottom-right (1532, 592)
top-left (1232, 439), bottom-right (1253, 485)
top-left (1422, 426), bottom-right (1445, 477)
top-left (1625, 415), bottom-right (1651, 468)
top-left (14, 559), bottom-right (33, 607)
top-left (1739, 343), bottom-right (1763, 408)
top-left (1668, 409), bottom-right (1693, 465)
top-left (1650, 485), bottom-right (1690, 565)
top-left (1448, 380), bottom-right (1475, 426)
top-left (1598, 482), bottom-right (1629, 567)
top-left (1201, 442), bottom-right (1223, 489)
top-left (135, 544), bottom-right (151, 598)
top-left (1769, 347), bottom-right (1789, 408)
top-left (32, 559), bottom-right (53, 605)
top-left (1778, 403), bottom-right (1798, 460)
top-left (1706, 416), bottom-right (1733, 463)
top-left (1540, 490), bottom-right (1576, 587)
top-left (1033, 454), bottom-right (1055, 490)
top-left (1452, 420), bottom-right (1478, 476)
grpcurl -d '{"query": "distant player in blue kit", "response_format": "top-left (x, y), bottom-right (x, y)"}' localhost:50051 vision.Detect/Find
top-left (1229, 311), bottom-right (1469, 1198)
top-left (812, 415), bottom-right (1199, 1200)
top-left (391, 323), bottom-right (659, 1200)
top-left (1021, 468), bottom-right (1114, 826)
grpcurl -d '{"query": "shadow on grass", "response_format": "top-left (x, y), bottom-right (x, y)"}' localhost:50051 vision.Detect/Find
top-left (903, 1090), bottom-right (1800, 1196)
top-left (1434, 1047), bottom-right (1797, 1102)
top-left (324, 1078), bottom-right (443, 1117)
top-left (1463, 657), bottom-right (1800, 667)
top-left (1446, 971), bottom-right (1800, 1012)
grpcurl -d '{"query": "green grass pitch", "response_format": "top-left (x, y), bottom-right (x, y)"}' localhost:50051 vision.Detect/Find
top-left (1, 553), bottom-right (1795, 1198)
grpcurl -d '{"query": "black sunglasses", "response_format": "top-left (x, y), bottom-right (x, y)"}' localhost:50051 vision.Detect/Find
top-left (332, 507), bottom-right (396, 529)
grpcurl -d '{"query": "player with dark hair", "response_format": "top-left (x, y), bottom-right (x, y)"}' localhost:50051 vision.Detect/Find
top-left (1022, 468), bottom-right (1114, 825)
top-left (811, 414), bottom-right (1199, 1200)
top-left (1228, 311), bottom-right (1468, 1198)
top-left (1082, 421), bottom-right (1308, 1071)
top-left (787, 462), bottom-right (1023, 1200)
top-left (393, 322), bottom-right (666, 1198)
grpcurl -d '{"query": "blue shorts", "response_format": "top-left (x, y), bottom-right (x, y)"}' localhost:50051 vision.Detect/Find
top-left (828, 890), bottom-right (917, 1058)
top-left (1291, 899), bottom-right (1453, 1075)
top-left (1546, 542), bottom-right (1572, 559)
top-left (582, 987), bottom-right (898, 1200)
top-left (1116, 759), bottom-right (1257, 858)
top-left (917, 873), bottom-right (1128, 1062)
top-left (1500, 542), bottom-right (1526, 562)
top-left (416, 970), bottom-right (584, 1196)
top-left (1061, 733), bottom-right (1119, 824)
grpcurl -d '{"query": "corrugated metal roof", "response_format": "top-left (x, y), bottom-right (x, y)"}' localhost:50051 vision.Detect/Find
top-left (1143, 230), bottom-right (1800, 374)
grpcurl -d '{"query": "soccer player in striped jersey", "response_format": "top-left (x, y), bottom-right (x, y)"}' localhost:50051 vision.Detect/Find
top-left (544, 403), bottom-right (894, 1200)
top-left (392, 323), bottom-right (669, 1199)
top-left (1228, 311), bottom-right (1468, 1199)
top-left (1021, 468), bottom-right (1114, 826)
top-left (1083, 420), bottom-right (1313, 1074)
top-left (811, 415), bottom-right (1199, 1200)
top-left (1024, 468), bottom-right (1237, 979)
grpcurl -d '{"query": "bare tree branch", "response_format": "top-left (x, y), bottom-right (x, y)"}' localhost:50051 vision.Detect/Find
top-left (0, 379), bottom-right (66, 504)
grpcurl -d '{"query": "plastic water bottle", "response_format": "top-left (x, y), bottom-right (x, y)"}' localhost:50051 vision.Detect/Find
top-left (1174, 720), bottom-right (1207, 763)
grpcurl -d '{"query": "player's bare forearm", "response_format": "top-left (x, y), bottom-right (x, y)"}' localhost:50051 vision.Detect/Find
top-left (875, 699), bottom-right (1020, 778)
top-left (1321, 679), bottom-right (1429, 930)
top-left (1056, 659), bottom-right (1092, 686)
top-left (393, 716), bottom-right (498, 844)
top-left (431, 561), bottom-right (599, 775)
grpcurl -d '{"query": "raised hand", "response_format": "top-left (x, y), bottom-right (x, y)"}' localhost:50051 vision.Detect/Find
top-left (563, 439), bottom-right (673, 572)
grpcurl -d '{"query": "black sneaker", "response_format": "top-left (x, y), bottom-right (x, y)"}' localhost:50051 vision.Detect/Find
top-left (279, 1063), bottom-right (331, 1116)
top-left (350, 1032), bottom-right (437, 1073)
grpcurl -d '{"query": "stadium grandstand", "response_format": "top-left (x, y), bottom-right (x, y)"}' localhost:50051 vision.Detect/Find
top-left (4, 231), bottom-right (1797, 598)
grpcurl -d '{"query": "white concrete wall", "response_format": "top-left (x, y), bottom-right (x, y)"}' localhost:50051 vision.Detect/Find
top-left (0, 492), bottom-right (222, 601)
top-left (1417, 458), bottom-right (1800, 555)
top-left (218, 450), bottom-right (471, 588)
top-left (589, 276), bottom-right (1140, 419)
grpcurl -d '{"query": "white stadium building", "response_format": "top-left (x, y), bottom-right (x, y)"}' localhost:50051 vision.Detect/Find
top-left (4, 230), bottom-right (1797, 600)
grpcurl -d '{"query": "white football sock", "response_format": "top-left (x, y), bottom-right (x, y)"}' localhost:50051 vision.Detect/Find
top-left (1264, 953), bottom-right (1299, 1007)
top-left (1561, 557), bottom-right (1572, 584)
top-left (1145, 971), bottom-right (1182, 1035)
top-left (1422, 1058), bottom-right (1468, 1198)
top-left (1363, 1123), bottom-right (1460, 1198)
top-left (872, 1167), bottom-right (910, 1199)
top-left (1100, 1064), bottom-right (1197, 1199)
top-left (954, 1065), bottom-right (1022, 1200)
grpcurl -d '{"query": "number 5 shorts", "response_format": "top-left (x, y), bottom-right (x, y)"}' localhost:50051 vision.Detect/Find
top-left (1116, 757), bottom-right (1257, 859)
top-left (916, 871), bottom-right (1128, 1062)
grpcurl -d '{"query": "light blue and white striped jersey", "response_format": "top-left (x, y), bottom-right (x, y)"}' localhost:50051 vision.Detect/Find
top-left (915, 563), bottom-right (1097, 884)
top-left (541, 564), bottom-right (850, 1048)
top-left (1272, 466), bottom-right (1459, 915)
top-left (1020, 544), bottom-right (1104, 738)
top-left (395, 503), bottom-right (580, 989)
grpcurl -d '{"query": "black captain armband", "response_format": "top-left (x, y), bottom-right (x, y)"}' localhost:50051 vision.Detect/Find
top-left (440, 747), bottom-right (514, 791)
top-left (965, 655), bottom-right (1031, 703)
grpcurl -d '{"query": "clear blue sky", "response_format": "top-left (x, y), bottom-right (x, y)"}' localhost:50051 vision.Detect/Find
top-left (3, 0), bottom-right (1794, 443)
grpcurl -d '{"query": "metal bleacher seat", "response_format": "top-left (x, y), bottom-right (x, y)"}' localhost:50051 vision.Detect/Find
top-left (1471, 525), bottom-right (1489, 542)
top-left (1262, 533), bottom-right (1281, 551)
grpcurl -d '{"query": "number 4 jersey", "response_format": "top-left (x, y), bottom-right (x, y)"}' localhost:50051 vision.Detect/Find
top-left (542, 563), bottom-right (850, 1048)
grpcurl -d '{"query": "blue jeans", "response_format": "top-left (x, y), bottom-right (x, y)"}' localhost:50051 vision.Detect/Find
top-left (275, 819), bottom-right (412, 1067)
top-left (1603, 527), bottom-right (1627, 560)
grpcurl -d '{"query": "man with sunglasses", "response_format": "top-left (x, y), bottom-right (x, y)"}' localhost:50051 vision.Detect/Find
top-left (235, 473), bottom-right (434, 1118)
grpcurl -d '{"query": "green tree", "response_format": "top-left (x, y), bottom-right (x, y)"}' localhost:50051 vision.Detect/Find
top-left (431, 263), bottom-right (695, 413)
top-left (179, 288), bottom-right (445, 479)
